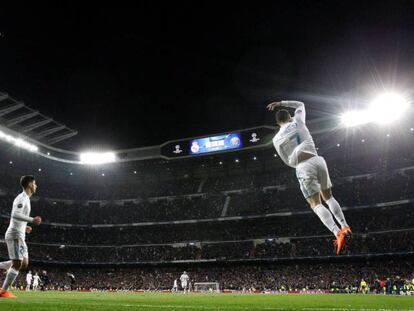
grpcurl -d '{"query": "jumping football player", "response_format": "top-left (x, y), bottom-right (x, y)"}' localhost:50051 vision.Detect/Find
top-left (267, 100), bottom-right (351, 254)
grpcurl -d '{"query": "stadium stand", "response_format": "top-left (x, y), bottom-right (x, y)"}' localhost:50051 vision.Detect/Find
top-left (1, 128), bottom-right (414, 290)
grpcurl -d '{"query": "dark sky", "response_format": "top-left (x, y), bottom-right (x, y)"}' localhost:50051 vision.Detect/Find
top-left (1, 1), bottom-right (413, 150)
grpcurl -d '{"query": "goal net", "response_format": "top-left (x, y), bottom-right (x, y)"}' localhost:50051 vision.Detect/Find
top-left (194, 282), bottom-right (220, 293)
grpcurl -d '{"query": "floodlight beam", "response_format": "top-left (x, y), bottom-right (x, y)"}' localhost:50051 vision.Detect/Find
top-left (80, 152), bottom-right (116, 165)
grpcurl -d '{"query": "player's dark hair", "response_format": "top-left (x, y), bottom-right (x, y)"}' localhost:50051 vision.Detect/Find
top-left (20, 175), bottom-right (35, 188)
top-left (275, 109), bottom-right (291, 124)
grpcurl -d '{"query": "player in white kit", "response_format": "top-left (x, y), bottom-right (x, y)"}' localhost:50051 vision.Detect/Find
top-left (172, 279), bottom-right (178, 292)
top-left (0, 175), bottom-right (42, 298)
top-left (32, 272), bottom-right (40, 291)
top-left (267, 100), bottom-right (351, 254)
top-left (26, 270), bottom-right (33, 291)
top-left (180, 271), bottom-right (189, 293)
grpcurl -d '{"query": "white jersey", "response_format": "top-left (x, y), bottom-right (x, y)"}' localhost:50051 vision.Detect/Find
top-left (33, 275), bottom-right (40, 285)
top-left (5, 191), bottom-right (33, 240)
top-left (173, 280), bottom-right (178, 287)
top-left (180, 274), bottom-right (189, 284)
top-left (272, 101), bottom-right (317, 168)
top-left (26, 273), bottom-right (33, 284)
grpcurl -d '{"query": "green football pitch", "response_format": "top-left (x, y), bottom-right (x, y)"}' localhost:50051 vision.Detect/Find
top-left (0, 291), bottom-right (413, 311)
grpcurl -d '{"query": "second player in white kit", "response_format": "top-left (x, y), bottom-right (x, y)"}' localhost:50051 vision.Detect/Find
top-left (172, 279), bottom-right (178, 292)
top-left (26, 271), bottom-right (33, 291)
top-left (33, 272), bottom-right (40, 291)
top-left (0, 175), bottom-right (42, 298)
top-left (268, 100), bottom-right (352, 254)
top-left (180, 271), bottom-right (189, 293)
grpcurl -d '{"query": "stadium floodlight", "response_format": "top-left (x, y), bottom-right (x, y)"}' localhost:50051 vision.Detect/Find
top-left (341, 92), bottom-right (409, 127)
top-left (369, 92), bottom-right (409, 125)
top-left (79, 152), bottom-right (116, 165)
top-left (0, 130), bottom-right (38, 152)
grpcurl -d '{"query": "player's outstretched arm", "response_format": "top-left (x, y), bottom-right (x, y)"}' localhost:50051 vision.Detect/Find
top-left (279, 100), bottom-right (304, 109)
top-left (281, 100), bottom-right (306, 123)
top-left (267, 100), bottom-right (306, 122)
top-left (266, 101), bottom-right (282, 111)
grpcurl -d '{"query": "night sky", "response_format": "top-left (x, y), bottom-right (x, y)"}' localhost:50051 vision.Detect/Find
top-left (1, 1), bottom-right (413, 150)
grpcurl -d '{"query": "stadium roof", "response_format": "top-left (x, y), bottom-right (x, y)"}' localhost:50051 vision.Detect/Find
top-left (0, 91), bottom-right (77, 145)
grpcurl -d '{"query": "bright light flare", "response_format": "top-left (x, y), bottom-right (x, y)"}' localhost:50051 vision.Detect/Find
top-left (80, 152), bottom-right (116, 165)
top-left (369, 93), bottom-right (409, 124)
top-left (341, 92), bottom-right (409, 127)
top-left (0, 130), bottom-right (38, 152)
top-left (340, 110), bottom-right (370, 127)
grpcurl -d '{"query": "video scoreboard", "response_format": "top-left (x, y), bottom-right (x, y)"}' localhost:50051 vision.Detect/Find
top-left (160, 126), bottom-right (276, 159)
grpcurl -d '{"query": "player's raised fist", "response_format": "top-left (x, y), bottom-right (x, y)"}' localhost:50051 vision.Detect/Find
top-left (266, 101), bottom-right (282, 111)
top-left (33, 216), bottom-right (42, 225)
top-left (26, 226), bottom-right (32, 234)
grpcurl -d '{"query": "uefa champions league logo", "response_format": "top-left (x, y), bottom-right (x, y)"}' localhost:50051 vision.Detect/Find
top-left (173, 145), bottom-right (183, 154)
top-left (249, 133), bottom-right (260, 143)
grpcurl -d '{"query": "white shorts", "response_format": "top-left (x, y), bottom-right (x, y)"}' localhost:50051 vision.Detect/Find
top-left (181, 282), bottom-right (187, 288)
top-left (6, 238), bottom-right (28, 260)
top-left (295, 156), bottom-right (332, 199)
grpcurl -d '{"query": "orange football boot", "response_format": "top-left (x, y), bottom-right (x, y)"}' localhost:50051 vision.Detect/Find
top-left (0, 289), bottom-right (17, 298)
top-left (333, 226), bottom-right (352, 255)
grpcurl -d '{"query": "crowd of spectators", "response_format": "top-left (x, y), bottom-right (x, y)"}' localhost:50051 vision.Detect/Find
top-left (1, 202), bottom-right (412, 245)
top-left (1, 228), bottom-right (412, 263)
top-left (0, 137), bottom-right (413, 266)
top-left (1, 168), bottom-right (412, 225)
top-left (1, 113), bottom-right (414, 294)
top-left (30, 231), bottom-right (414, 262)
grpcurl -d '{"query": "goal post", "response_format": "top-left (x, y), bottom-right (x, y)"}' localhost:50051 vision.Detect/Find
top-left (194, 282), bottom-right (220, 293)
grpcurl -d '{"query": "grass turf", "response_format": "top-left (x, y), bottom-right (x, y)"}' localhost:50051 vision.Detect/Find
top-left (0, 291), bottom-right (413, 311)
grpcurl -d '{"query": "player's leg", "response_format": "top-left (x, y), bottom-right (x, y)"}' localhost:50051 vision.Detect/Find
top-left (317, 157), bottom-right (351, 234)
top-left (20, 257), bottom-right (30, 291)
top-left (306, 192), bottom-right (340, 236)
top-left (0, 261), bottom-right (12, 270)
top-left (0, 260), bottom-right (21, 294)
top-left (297, 158), bottom-right (349, 254)
top-left (321, 188), bottom-right (350, 229)
top-left (314, 157), bottom-right (351, 254)
top-left (0, 239), bottom-right (27, 297)
top-left (20, 257), bottom-right (29, 270)
top-left (297, 160), bottom-right (340, 236)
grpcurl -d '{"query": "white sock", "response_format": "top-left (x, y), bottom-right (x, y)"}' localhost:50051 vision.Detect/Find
top-left (326, 197), bottom-right (349, 228)
top-left (2, 268), bottom-right (19, 291)
top-left (0, 261), bottom-right (12, 271)
top-left (313, 204), bottom-right (340, 236)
